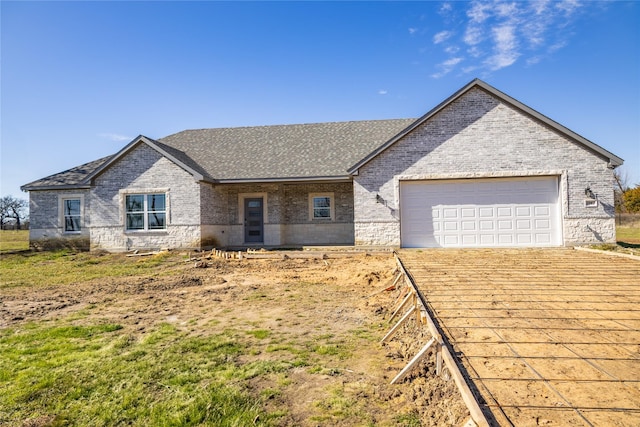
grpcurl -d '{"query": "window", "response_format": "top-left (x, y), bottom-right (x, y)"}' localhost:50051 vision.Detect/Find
top-left (309, 193), bottom-right (334, 220)
top-left (126, 194), bottom-right (166, 231)
top-left (63, 199), bottom-right (81, 232)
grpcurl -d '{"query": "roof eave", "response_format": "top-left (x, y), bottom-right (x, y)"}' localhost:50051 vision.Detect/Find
top-left (20, 184), bottom-right (92, 192)
top-left (216, 175), bottom-right (352, 184)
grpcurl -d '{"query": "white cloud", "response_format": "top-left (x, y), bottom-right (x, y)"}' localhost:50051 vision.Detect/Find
top-left (522, 19), bottom-right (548, 47)
top-left (467, 1), bottom-right (491, 23)
top-left (429, 0), bottom-right (585, 77)
top-left (439, 2), bottom-right (453, 14)
top-left (556, 0), bottom-right (581, 15)
top-left (445, 45), bottom-right (460, 54)
top-left (526, 56), bottom-right (542, 66)
top-left (531, 0), bottom-right (550, 15)
top-left (495, 2), bottom-right (519, 18)
top-left (433, 30), bottom-right (453, 44)
top-left (464, 26), bottom-right (483, 45)
top-left (548, 40), bottom-right (567, 53)
top-left (485, 24), bottom-right (519, 70)
top-left (408, 27), bottom-right (418, 35)
top-left (378, 89), bottom-right (388, 95)
top-left (462, 65), bottom-right (479, 74)
top-left (432, 56), bottom-right (464, 79)
top-left (443, 57), bottom-right (463, 67)
top-left (99, 133), bottom-right (132, 142)
top-left (467, 45), bottom-right (483, 58)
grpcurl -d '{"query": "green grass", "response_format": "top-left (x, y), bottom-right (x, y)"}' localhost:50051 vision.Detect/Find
top-left (617, 226), bottom-right (640, 243)
top-left (0, 321), bottom-right (281, 427)
top-left (0, 230), bottom-right (29, 253)
top-left (0, 250), bottom-right (183, 289)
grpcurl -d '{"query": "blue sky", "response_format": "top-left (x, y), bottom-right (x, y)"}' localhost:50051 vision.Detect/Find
top-left (2, 1), bottom-right (639, 200)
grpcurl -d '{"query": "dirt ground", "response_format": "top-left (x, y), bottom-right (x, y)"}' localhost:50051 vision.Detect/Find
top-left (1, 252), bottom-right (470, 426)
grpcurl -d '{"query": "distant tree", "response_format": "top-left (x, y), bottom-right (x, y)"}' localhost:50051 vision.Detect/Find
top-left (0, 196), bottom-right (28, 230)
top-left (623, 186), bottom-right (640, 214)
top-left (613, 168), bottom-right (631, 215)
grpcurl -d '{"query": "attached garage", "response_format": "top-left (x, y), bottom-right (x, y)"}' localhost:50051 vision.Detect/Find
top-left (399, 176), bottom-right (562, 248)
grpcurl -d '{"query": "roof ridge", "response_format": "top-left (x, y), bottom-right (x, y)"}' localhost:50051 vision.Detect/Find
top-left (161, 118), bottom-right (417, 138)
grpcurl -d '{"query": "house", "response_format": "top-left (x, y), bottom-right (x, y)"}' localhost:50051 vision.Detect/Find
top-left (22, 79), bottom-right (623, 251)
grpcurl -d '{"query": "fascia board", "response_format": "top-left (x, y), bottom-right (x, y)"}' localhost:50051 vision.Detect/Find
top-left (20, 184), bottom-right (92, 192)
top-left (216, 175), bottom-right (352, 184)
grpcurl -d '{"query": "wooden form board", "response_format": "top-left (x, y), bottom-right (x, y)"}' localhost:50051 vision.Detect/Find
top-left (391, 253), bottom-right (490, 427)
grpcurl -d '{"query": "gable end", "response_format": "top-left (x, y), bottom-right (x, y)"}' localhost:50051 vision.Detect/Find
top-left (348, 79), bottom-right (623, 174)
top-left (83, 135), bottom-right (210, 185)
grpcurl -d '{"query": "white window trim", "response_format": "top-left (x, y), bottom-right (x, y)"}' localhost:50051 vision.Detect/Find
top-left (58, 194), bottom-right (84, 234)
top-left (309, 192), bottom-right (335, 221)
top-left (120, 189), bottom-right (170, 233)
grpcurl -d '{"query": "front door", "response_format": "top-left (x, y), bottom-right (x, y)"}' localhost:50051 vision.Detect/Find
top-left (244, 198), bottom-right (264, 243)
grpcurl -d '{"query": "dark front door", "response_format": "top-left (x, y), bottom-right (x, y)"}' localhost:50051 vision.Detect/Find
top-left (244, 198), bottom-right (264, 243)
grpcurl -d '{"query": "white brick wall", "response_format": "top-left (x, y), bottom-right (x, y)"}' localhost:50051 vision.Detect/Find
top-left (28, 190), bottom-right (91, 249)
top-left (353, 88), bottom-right (616, 247)
top-left (90, 144), bottom-right (203, 251)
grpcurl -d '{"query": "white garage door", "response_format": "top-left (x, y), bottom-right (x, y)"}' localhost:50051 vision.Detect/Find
top-left (400, 177), bottom-right (561, 248)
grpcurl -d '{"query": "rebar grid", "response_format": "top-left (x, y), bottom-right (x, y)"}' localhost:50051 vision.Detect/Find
top-left (399, 248), bottom-right (640, 427)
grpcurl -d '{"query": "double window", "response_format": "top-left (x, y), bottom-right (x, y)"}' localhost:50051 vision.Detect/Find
top-left (63, 198), bottom-right (81, 232)
top-left (309, 193), bottom-right (334, 220)
top-left (125, 194), bottom-right (166, 231)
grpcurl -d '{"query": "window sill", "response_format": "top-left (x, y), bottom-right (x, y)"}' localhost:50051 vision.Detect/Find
top-left (125, 230), bottom-right (168, 235)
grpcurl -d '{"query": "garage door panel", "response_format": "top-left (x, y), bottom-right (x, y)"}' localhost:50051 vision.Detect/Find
top-left (462, 221), bottom-right (476, 231)
top-left (479, 207), bottom-right (494, 217)
top-left (499, 235), bottom-right (514, 244)
top-left (443, 221), bottom-right (458, 231)
top-left (400, 177), bottom-right (561, 248)
top-left (462, 235), bottom-right (477, 245)
top-left (497, 207), bottom-right (513, 217)
top-left (498, 220), bottom-right (513, 230)
top-left (535, 219), bottom-right (550, 229)
top-left (535, 206), bottom-right (550, 216)
top-left (443, 235), bottom-right (459, 245)
top-left (480, 220), bottom-right (494, 230)
top-left (517, 220), bottom-right (531, 230)
top-left (480, 234), bottom-right (495, 244)
top-left (535, 233), bottom-right (551, 244)
top-left (517, 234), bottom-right (532, 244)
top-left (461, 208), bottom-right (475, 217)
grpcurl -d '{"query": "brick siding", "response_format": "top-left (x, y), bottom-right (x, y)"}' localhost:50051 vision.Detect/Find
top-left (353, 87), bottom-right (616, 246)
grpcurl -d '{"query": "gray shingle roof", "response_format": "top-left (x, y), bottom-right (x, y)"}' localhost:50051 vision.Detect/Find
top-left (158, 119), bottom-right (415, 181)
top-left (21, 119), bottom-right (415, 190)
top-left (21, 156), bottom-right (112, 191)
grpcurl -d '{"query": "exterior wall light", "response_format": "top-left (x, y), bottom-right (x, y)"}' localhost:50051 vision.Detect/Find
top-left (585, 187), bottom-right (596, 199)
